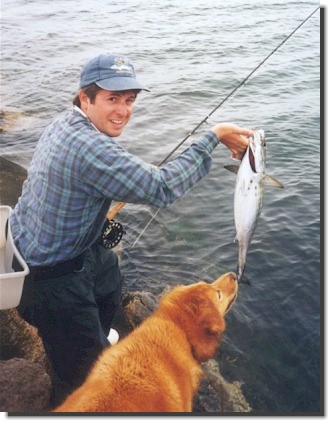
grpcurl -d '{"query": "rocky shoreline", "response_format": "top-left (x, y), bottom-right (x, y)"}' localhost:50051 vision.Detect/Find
top-left (0, 156), bottom-right (252, 413)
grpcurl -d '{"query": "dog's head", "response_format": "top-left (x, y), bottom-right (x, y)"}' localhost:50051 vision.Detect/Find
top-left (158, 272), bottom-right (238, 362)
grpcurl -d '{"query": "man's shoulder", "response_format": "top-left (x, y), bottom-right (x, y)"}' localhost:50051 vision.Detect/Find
top-left (43, 108), bottom-right (116, 155)
top-left (61, 108), bottom-right (88, 126)
top-left (45, 109), bottom-right (93, 137)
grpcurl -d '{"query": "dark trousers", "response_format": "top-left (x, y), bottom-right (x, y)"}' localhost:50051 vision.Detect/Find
top-left (16, 242), bottom-right (122, 407)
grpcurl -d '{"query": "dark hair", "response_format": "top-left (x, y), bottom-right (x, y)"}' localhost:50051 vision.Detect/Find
top-left (73, 84), bottom-right (141, 108)
top-left (73, 83), bottom-right (102, 107)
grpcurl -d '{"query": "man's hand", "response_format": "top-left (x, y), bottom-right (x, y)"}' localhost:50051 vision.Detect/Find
top-left (211, 123), bottom-right (253, 160)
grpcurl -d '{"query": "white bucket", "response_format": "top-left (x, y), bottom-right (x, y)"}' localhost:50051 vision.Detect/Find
top-left (0, 205), bottom-right (29, 310)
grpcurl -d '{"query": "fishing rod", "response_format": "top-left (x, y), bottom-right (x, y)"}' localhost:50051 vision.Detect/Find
top-left (102, 5), bottom-right (319, 249)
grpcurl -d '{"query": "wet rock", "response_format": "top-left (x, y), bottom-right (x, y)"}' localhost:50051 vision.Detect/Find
top-left (121, 290), bottom-right (158, 330)
top-left (0, 156), bottom-right (27, 207)
top-left (194, 359), bottom-right (252, 413)
top-left (0, 358), bottom-right (51, 412)
top-left (0, 109), bottom-right (38, 134)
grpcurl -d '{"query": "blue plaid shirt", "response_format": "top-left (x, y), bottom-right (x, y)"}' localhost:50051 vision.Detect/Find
top-left (10, 108), bottom-right (219, 266)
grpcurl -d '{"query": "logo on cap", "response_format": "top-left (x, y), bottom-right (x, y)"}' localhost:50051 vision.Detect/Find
top-left (110, 57), bottom-right (134, 74)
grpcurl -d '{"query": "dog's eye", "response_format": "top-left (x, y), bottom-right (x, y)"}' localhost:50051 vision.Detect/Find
top-left (217, 290), bottom-right (222, 300)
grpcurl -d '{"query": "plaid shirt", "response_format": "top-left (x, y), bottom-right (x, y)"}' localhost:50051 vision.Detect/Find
top-left (10, 108), bottom-right (219, 266)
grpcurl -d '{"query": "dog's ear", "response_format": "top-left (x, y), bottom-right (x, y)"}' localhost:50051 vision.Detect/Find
top-left (158, 284), bottom-right (226, 361)
top-left (204, 319), bottom-right (225, 337)
top-left (191, 314), bottom-right (226, 361)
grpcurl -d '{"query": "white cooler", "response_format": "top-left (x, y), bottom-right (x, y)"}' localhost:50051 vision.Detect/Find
top-left (0, 205), bottom-right (29, 310)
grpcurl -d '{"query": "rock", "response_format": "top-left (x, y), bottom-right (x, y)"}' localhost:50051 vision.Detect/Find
top-left (0, 308), bottom-right (46, 365)
top-left (121, 290), bottom-right (159, 330)
top-left (0, 109), bottom-right (37, 134)
top-left (110, 302), bottom-right (133, 339)
top-left (194, 359), bottom-right (252, 413)
top-left (0, 358), bottom-right (51, 412)
top-left (0, 156), bottom-right (27, 207)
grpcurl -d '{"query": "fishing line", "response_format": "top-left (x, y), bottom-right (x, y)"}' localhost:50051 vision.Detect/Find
top-left (113, 5), bottom-right (319, 249)
top-left (131, 208), bottom-right (161, 247)
top-left (158, 5), bottom-right (319, 166)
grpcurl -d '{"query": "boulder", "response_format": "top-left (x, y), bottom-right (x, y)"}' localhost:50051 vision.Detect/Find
top-left (0, 156), bottom-right (27, 208)
top-left (195, 360), bottom-right (252, 413)
top-left (121, 290), bottom-right (158, 329)
top-left (0, 308), bottom-right (46, 365)
top-left (0, 358), bottom-right (51, 412)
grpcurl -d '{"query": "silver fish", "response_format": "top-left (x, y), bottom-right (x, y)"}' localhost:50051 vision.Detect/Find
top-left (225, 129), bottom-right (283, 282)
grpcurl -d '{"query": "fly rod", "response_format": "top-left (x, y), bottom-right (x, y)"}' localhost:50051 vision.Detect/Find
top-left (105, 5), bottom-right (319, 247)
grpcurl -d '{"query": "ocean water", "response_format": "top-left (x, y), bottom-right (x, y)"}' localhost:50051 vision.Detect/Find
top-left (1, 0), bottom-right (321, 414)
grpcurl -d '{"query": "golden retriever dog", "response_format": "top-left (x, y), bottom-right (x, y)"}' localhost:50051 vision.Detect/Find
top-left (54, 272), bottom-right (238, 413)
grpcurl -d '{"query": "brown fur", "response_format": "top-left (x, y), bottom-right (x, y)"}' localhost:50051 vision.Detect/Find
top-left (54, 272), bottom-right (238, 413)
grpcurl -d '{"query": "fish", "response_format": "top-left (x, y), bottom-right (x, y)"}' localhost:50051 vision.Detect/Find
top-left (225, 129), bottom-right (283, 282)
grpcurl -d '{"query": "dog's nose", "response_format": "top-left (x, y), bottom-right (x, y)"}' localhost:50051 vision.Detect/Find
top-left (229, 272), bottom-right (237, 282)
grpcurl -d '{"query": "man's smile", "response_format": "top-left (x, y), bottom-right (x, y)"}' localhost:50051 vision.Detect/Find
top-left (110, 119), bottom-right (124, 126)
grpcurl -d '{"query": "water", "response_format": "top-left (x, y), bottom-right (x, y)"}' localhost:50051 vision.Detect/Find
top-left (1, 0), bottom-right (321, 413)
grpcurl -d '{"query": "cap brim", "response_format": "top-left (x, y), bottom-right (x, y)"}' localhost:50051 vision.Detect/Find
top-left (96, 77), bottom-right (150, 92)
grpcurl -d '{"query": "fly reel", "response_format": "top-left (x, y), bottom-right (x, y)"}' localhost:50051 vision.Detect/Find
top-left (100, 219), bottom-right (126, 249)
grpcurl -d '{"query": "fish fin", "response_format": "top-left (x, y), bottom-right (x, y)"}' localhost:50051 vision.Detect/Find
top-left (224, 165), bottom-right (239, 174)
top-left (264, 174), bottom-right (284, 188)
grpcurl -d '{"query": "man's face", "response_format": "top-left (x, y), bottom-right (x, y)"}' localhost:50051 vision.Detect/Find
top-left (80, 89), bottom-right (137, 137)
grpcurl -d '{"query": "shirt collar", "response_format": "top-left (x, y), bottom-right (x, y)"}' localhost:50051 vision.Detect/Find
top-left (73, 105), bottom-right (100, 133)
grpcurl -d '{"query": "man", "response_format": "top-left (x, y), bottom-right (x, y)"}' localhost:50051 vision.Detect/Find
top-left (10, 53), bottom-right (252, 406)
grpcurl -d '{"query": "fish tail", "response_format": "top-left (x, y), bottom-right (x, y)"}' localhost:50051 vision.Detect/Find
top-left (237, 264), bottom-right (245, 282)
top-left (237, 245), bottom-right (246, 279)
top-left (237, 243), bottom-right (250, 284)
top-left (237, 261), bottom-right (251, 285)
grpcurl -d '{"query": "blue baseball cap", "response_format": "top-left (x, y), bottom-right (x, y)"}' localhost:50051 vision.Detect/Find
top-left (80, 54), bottom-right (150, 91)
